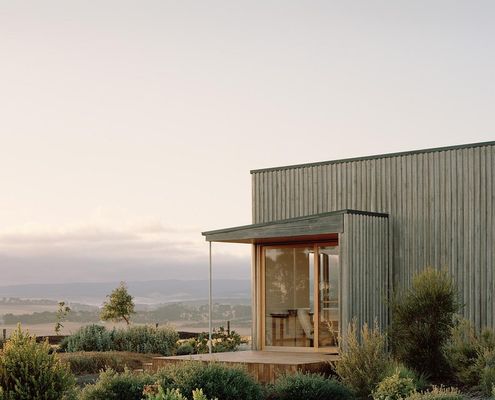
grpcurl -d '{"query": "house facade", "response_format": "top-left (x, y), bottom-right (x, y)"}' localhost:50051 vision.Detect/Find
top-left (203, 141), bottom-right (495, 353)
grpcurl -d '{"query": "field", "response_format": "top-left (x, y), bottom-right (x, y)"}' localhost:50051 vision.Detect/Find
top-left (0, 320), bottom-right (251, 338)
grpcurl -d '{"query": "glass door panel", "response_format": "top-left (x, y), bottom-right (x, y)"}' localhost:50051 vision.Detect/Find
top-left (317, 246), bottom-right (339, 348)
top-left (264, 246), bottom-right (314, 348)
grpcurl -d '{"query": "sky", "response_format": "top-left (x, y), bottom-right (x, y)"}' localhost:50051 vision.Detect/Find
top-left (0, 0), bottom-right (494, 285)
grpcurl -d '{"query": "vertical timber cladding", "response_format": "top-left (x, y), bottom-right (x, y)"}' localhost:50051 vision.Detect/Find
top-left (251, 142), bottom-right (495, 332)
top-left (340, 213), bottom-right (389, 339)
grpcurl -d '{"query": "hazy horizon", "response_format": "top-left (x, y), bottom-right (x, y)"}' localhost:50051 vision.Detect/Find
top-left (1, 1), bottom-right (494, 286)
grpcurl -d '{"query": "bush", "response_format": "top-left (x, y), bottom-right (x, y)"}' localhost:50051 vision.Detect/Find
top-left (0, 326), bottom-right (76, 400)
top-left (334, 321), bottom-right (391, 399)
top-left (156, 361), bottom-right (263, 400)
top-left (58, 351), bottom-right (155, 375)
top-left (144, 387), bottom-right (216, 400)
top-left (372, 368), bottom-right (417, 400)
top-left (176, 341), bottom-right (196, 356)
top-left (477, 348), bottom-right (495, 396)
top-left (112, 325), bottom-right (178, 355)
top-left (64, 324), bottom-right (114, 352)
top-left (62, 324), bottom-right (178, 355)
top-left (405, 386), bottom-right (463, 400)
top-left (389, 268), bottom-right (461, 378)
top-left (270, 371), bottom-right (353, 400)
top-left (444, 319), bottom-right (495, 393)
top-left (196, 327), bottom-right (245, 354)
top-left (79, 368), bottom-right (156, 400)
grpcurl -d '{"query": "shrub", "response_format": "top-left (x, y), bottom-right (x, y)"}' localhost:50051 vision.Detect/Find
top-left (58, 351), bottom-right (155, 375)
top-left (156, 361), bottom-right (263, 400)
top-left (270, 371), bottom-right (353, 400)
top-left (176, 341), bottom-right (196, 356)
top-left (404, 386), bottom-right (463, 400)
top-left (196, 327), bottom-right (245, 354)
top-left (334, 321), bottom-right (391, 399)
top-left (385, 363), bottom-right (429, 392)
top-left (0, 325), bottom-right (76, 400)
top-left (79, 368), bottom-right (156, 400)
top-left (389, 268), bottom-right (461, 377)
top-left (372, 368), bottom-right (417, 400)
top-left (64, 324), bottom-right (114, 352)
top-left (444, 319), bottom-right (495, 392)
top-left (112, 325), bottom-right (178, 355)
top-left (477, 348), bottom-right (495, 396)
top-left (144, 387), bottom-right (216, 400)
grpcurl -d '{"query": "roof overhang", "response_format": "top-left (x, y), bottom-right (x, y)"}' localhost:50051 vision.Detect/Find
top-left (202, 209), bottom-right (388, 244)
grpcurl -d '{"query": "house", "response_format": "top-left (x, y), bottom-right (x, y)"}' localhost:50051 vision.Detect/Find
top-left (203, 141), bottom-right (494, 353)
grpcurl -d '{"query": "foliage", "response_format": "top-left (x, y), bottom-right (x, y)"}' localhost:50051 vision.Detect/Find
top-left (269, 371), bottom-right (353, 400)
top-left (372, 368), bottom-right (417, 400)
top-left (176, 341), bottom-right (196, 356)
top-left (155, 361), bottom-right (263, 400)
top-left (389, 268), bottom-right (461, 377)
top-left (58, 351), bottom-right (155, 375)
top-left (404, 386), bottom-right (463, 400)
top-left (63, 324), bottom-right (114, 352)
top-left (334, 320), bottom-right (391, 399)
top-left (0, 325), bottom-right (76, 400)
top-left (79, 368), bottom-right (155, 400)
top-left (55, 301), bottom-right (72, 335)
top-left (476, 348), bottom-right (495, 396)
top-left (384, 363), bottom-right (429, 392)
top-left (112, 325), bottom-right (178, 355)
top-left (100, 282), bottom-right (135, 325)
top-left (444, 318), bottom-right (495, 393)
top-left (196, 326), bottom-right (245, 353)
top-left (144, 387), bottom-right (216, 400)
top-left (61, 324), bottom-right (178, 355)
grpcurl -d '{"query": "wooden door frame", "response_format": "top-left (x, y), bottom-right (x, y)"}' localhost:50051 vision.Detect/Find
top-left (258, 239), bottom-right (339, 353)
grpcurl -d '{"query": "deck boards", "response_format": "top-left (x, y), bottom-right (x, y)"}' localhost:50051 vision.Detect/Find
top-left (152, 351), bottom-right (338, 384)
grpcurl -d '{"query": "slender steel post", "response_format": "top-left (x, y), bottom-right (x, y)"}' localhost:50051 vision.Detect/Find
top-left (208, 241), bottom-right (212, 354)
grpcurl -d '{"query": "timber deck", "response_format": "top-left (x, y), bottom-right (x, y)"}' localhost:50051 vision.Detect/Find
top-left (152, 350), bottom-right (338, 384)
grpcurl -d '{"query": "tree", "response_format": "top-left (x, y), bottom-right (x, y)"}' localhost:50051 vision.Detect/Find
top-left (100, 282), bottom-right (135, 325)
top-left (54, 301), bottom-right (71, 335)
top-left (389, 267), bottom-right (461, 378)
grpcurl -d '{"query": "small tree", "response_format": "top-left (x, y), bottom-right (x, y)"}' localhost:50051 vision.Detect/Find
top-left (100, 282), bottom-right (135, 325)
top-left (54, 301), bottom-right (71, 335)
top-left (389, 267), bottom-right (461, 378)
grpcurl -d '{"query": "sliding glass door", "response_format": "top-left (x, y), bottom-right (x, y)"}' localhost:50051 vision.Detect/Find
top-left (263, 243), bottom-right (339, 351)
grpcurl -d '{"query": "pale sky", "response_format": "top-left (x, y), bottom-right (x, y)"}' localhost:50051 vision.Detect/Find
top-left (1, 1), bottom-right (494, 285)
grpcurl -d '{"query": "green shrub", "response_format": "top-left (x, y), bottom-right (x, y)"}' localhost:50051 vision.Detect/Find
top-left (196, 327), bottom-right (245, 354)
top-left (0, 326), bottom-right (76, 400)
top-left (404, 386), bottom-right (463, 400)
top-left (156, 361), bottom-right (263, 400)
top-left (176, 341), bottom-right (196, 356)
top-left (64, 324), bottom-right (114, 352)
top-left (334, 321), bottom-right (391, 399)
top-left (144, 387), bottom-right (216, 400)
top-left (270, 371), bottom-right (353, 400)
top-left (477, 348), bottom-right (495, 396)
top-left (79, 368), bottom-right (155, 400)
top-left (492, 384), bottom-right (495, 398)
top-left (385, 363), bottom-right (429, 392)
top-left (372, 368), bottom-right (417, 400)
top-left (444, 319), bottom-right (495, 392)
top-left (62, 324), bottom-right (178, 355)
top-left (112, 325), bottom-right (178, 355)
top-left (389, 268), bottom-right (461, 377)
top-left (58, 351), bottom-right (155, 375)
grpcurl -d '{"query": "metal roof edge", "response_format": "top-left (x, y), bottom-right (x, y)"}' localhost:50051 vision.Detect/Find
top-left (201, 209), bottom-right (388, 236)
top-left (250, 140), bottom-right (495, 174)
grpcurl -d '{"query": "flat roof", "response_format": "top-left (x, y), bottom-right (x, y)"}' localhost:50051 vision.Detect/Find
top-left (202, 209), bottom-right (388, 243)
top-left (250, 140), bottom-right (495, 174)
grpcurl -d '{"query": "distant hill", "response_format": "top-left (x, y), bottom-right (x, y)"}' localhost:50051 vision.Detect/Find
top-left (0, 279), bottom-right (250, 306)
